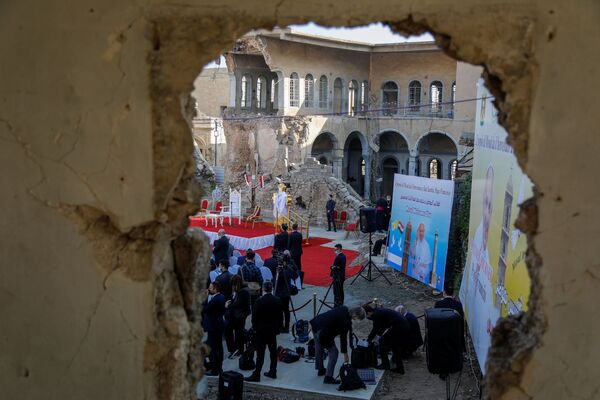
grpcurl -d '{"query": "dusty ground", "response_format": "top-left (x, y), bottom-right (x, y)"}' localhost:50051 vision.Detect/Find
top-left (346, 265), bottom-right (483, 400)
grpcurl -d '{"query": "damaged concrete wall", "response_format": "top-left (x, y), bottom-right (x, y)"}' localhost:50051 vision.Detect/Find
top-left (2, 1), bottom-right (600, 400)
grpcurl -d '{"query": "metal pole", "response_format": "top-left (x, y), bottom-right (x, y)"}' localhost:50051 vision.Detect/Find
top-left (213, 120), bottom-right (218, 167)
top-left (313, 292), bottom-right (317, 318)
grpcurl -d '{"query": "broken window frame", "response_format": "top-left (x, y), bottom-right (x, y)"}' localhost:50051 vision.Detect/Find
top-left (256, 76), bottom-right (267, 109)
top-left (430, 80), bottom-right (444, 114)
top-left (241, 74), bottom-right (252, 109)
top-left (428, 158), bottom-right (441, 179)
top-left (381, 81), bottom-right (399, 116)
top-left (348, 80), bottom-right (359, 116)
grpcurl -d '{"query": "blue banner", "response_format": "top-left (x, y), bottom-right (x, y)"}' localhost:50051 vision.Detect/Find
top-left (386, 174), bottom-right (454, 291)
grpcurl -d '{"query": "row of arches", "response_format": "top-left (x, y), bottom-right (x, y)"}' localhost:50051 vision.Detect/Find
top-left (310, 130), bottom-right (459, 197)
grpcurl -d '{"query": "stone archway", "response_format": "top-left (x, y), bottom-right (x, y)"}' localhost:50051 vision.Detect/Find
top-left (377, 130), bottom-right (409, 194)
top-left (416, 131), bottom-right (458, 179)
top-left (343, 131), bottom-right (368, 197)
top-left (310, 131), bottom-right (337, 166)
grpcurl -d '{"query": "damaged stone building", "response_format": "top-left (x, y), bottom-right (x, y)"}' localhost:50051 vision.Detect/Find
top-left (206, 28), bottom-right (480, 199)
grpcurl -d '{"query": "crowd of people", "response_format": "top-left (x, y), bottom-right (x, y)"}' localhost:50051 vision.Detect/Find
top-left (201, 223), bottom-right (465, 386)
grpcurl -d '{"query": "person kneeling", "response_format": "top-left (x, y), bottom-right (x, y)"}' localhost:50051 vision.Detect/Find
top-left (309, 306), bottom-right (366, 384)
top-left (244, 281), bottom-right (282, 382)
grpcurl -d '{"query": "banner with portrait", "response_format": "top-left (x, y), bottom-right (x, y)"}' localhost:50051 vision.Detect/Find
top-left (459, 80), bottom-right (533, 372)
top-left (386, 174), bottom-right (455, 291)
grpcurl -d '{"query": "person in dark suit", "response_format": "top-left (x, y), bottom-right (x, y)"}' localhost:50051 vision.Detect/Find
top-left (326, 194), bottom-right (336, 232)
top-left (225, 275), bottom-right (251, 357)
top-left (202, 282), bottom-right (226, 376)
top-left (212, 229), bottom-right (230, 264)
top-left (274, 223), bottom-right (289, 254)
top-left (395, 305), bottom-right (424, 357)
top-left (288, 223), bottom-right (303, 283)
top-left (434, 285), bottom-right (465, 320)
top-left (365, 306), bottom-right (408, 373)
top-left (375, 196), bottom-right (387, 232)
top-left (214, 259), bottom-right (233, 301)
top-left (330, 244), bottom-right (346, 307)
top-left (263, 249), bottom-right (279, 278)
top-left (274, 256), bottom-right (298, 333)
top-left (385, 194), bottom-right (392, 228)
top-left (434, 285), bottom-right (465, 352)
top-left (310, 306), bottom-right (366, 384)
top-left (244, 281), bottom-right (283, 382)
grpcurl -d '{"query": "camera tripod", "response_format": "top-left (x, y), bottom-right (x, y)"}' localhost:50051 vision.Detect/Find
top-left (350, 232), bottom-right (392, 285)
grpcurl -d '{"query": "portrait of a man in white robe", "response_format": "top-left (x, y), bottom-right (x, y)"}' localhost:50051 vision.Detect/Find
top-left (409, 223), bottom-right (432, 283)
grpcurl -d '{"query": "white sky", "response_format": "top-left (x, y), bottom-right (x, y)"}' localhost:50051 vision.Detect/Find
top-left (205, 23), bottom-right (433, 68)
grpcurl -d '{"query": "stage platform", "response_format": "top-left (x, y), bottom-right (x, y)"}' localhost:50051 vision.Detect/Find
top-left (189, 219), bottom-right (275, 250)
top-left (197, 284), bottom-right (385, 399)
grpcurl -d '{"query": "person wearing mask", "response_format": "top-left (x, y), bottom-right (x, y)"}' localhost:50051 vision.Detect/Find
top-left (238, 249), bottom-right (263, 309)
top-left (288, 223), bottom-right (304, 284)
top-left (225, 275), bottom-right (251, 358)
top-left (330, 244), bottom-right (346, 307)
top-left (274, 255), bottom-right (298, 334)
top-left (202, 282), bottom-right (226, 376)
top-left (213, 229), bottom-right (230, 264)
top-left (274, 223), bottom-right (289, 254)
top-left (309, 306), bottom-right (366, 384)
top-left (244, 281), bottom-right (282, 382)
top-left (263, 249), bottom-right (279, 277)
top-left (214, 259), bottom-right (233, 301)
top-left (326, 194), bottom-right (336, 232)
top-left (365, 305), bottom-right (408, 374)
top-left (375, 196), bottom-right (388, 232)
top-left (395, 305), bottom-right (424, 357)
top-left (229, 250), bottom-right (241, 275)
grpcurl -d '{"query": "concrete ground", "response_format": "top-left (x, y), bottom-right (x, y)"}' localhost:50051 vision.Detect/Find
top-left (197, 283), bottom-right (385, 399)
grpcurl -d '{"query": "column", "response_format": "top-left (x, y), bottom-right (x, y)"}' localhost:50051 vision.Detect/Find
top-left (332, 148), bottom-right (343, 179)
top-left (409, 155), bottom-right (417, 176)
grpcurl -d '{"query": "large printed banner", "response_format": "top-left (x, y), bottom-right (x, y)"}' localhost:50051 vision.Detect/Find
top-left (386, 174), bottom-right (454, 291)
top-left (459, 80), bottom-right (533, 373)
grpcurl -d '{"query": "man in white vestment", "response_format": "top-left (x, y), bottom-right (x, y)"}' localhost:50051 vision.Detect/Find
top-left (409, 223), bottom-right (432, 283)
top-left (273, 184), bottom-right (288, 224)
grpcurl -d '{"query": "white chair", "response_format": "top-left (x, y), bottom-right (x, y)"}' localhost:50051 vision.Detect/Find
top-left (218, 205), bottom-right (232, 226)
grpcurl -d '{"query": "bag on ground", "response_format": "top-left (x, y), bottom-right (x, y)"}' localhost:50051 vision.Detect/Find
top-left (218, 370), bottom-right (243, 400)
top-left (293, 319), bottom-right (310, 343)
top-left (338, 363), bottom-right (366, 391)
top-left (277, 346), bottom-right (301, 363)
top-left (238, 347), bottom-right (255, 371)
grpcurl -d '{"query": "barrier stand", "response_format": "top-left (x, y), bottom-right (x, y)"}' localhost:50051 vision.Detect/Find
top-left (313, 293), bottom-right (317, 318)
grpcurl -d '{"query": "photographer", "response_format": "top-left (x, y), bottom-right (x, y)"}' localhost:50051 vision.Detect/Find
top-left (330, 244), bottom-right (346, 307)
top-left (274, 253), bottom-right (298, 334)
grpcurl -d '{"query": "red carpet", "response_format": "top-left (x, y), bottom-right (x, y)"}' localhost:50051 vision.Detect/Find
top-left (189, 218), bottom-right (275, 237)
top-left (252, 237), bottom-right (362, 287)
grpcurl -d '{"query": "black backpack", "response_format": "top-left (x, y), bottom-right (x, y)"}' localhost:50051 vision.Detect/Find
top-left (338, 364), bottom-right (366, 391)
top-left (351, 343), bottom-right (378, 369)
top-left (293, 320), bottom-right (310, 343)
top-left (238, 347), bottom-right (255, 371)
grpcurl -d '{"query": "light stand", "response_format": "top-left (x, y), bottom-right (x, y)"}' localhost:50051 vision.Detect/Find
top-left (350, 232), bottom-right (392, 285)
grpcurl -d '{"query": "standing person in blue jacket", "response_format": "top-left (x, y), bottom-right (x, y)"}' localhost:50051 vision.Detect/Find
top-left (326, 194), bottom-right (337, 232)
top-left (202, 282), bottom-right (226, 376)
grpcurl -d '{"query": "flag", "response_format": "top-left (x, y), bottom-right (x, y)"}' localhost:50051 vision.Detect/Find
top-left (398, 221), bottom-right (405, 233)
top-left (258, 175), bottom-right (264, 188)
top-left (244, 174), bottom-right (251, 187)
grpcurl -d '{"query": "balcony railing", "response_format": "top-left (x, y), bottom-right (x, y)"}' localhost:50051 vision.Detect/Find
top-left (371, 101), bottom-right (455, 119)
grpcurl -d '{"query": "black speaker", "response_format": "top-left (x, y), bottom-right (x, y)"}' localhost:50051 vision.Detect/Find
top-left (424, 308), bottom-right (464, 375)
top-left (360, 207), bottom-right (377, 233)
top-left (218, 370), bottom-right (243, 400)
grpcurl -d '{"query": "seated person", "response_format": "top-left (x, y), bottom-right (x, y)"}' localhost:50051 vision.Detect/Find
top-left (395, 305), bottom-right (424, 357)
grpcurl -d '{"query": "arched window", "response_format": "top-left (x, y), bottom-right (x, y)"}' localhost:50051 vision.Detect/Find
top-left (430, 80), bottom-right (443, 114)
top-left (256, 76), bottom-right (266, 109)
top-left (270, 78), bottom-right (277, 109)
top-left (382, 81), bottom-right (398, 116)
top-left (240, 74), bottom-right (252, 108)
top-left (289, 73), bottom-right (299, 107)
top-left (333, 78), bottom-right (343, 113)
top-left (408, 81), bottom-right (422, 112)
top-left (429, 159), bottom-right (441, 179)
top-left (348, 80), bottom-right (359, 116)
top-left (304, 74), bottom-right (314, 108)
top-left (360, 81), bottom-right (368, 111)
top-left (319, 75), bottom-right (328, 109)
top-left (449, 159), bottom-right (458, 180)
